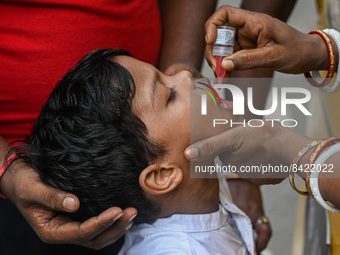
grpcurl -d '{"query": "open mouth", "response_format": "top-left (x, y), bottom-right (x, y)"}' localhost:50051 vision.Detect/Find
top-left (194, 78), bottom-right (233, 109)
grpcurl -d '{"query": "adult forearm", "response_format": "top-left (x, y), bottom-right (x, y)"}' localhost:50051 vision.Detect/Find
top-left (158, 0), bottom-right (217, 74)
top-left (298, 148), bottom-right (340, 209)
top-left (274, 130), bottom-right (340, 208)
top-left (319, 169), bottom-right (340, 209)
top-left (241, 0), bottom-right (297, 22)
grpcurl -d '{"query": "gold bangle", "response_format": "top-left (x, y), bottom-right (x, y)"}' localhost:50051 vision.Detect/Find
top-left (289, 140), bottom-right (319, 196)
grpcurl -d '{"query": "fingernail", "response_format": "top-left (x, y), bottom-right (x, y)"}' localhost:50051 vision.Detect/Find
top-left (222, 60), bottom-right (235, 71)
top-left (129, 214), bottom-right (137, 222)
top-left (63, 197), bottom-right (76, 211)
top-left (185, 147), bottom-right (198, 160)
top-left (114, 212), bottom-right (124, 221)
top-left (125, 222), bottom-right (133, 231)
top-left (205, 34), bottom-right (210, 43)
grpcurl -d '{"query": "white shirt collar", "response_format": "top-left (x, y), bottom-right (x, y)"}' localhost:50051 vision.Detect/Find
top-left (151, 204), bottom-right (229, 232)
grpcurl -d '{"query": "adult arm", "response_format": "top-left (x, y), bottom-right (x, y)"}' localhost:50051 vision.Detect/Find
top-left (158, 0), bottom-right (217, 77)
top-left (241, 0), bottom-right (297, 24)
top-left (205, 5), bottom-right (334, 74)
top-left (184, 122), bottom-right (340, 208)
top-left (0, 136), bottom-right (136, 249)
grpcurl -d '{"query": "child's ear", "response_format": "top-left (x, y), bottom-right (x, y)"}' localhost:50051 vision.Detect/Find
top-left (139, 163), bottom-right (183, 195)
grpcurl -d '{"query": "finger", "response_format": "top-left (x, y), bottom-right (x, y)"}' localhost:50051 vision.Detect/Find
top-left (82, 219), bottom-right (134, 249)
top-left (205, 6), bottom-right (228, 44)
top-left (27, 178), bottom-right (80, 213)
top-left (80, 207), bottom-right (137, 248)
top-left (222, 47), bottom-right (276, 71)
top-left (206, 5), bottom-right (258, 45)
top-left (83, 222), bottom-right (132, 250)
top-left (16, 166), bottom-right (80, 212)
top-left (184, 127), bottom-right (243, 162)
top-left (205, 44), bottom-right (216, 73)
top-left (43, 207), bottom-right (126, 244)
top-left (205, 5), bottom-right (246, 43)
top-left (83, 229), bottom-right (127, 250)
top-left (255, 222), bottom-right (272, 252)
top-left (76, 207), bottom-right (135, 243)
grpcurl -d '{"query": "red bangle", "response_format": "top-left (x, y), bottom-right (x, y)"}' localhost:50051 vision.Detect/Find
top-left (0, 153), bottom-right (17, 198)
top-left (304, 30), bottom-right (336, 87)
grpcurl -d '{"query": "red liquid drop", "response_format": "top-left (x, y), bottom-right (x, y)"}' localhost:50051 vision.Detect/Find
top-left (216, 56), bottom-right (227, 78)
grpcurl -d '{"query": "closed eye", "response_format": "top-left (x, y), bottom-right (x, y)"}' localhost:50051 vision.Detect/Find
top-left (167, 87), bottom-right (176, 104)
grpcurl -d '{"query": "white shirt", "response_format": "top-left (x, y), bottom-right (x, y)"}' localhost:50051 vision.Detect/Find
top-left (118, 178), bottom-right (255, 255)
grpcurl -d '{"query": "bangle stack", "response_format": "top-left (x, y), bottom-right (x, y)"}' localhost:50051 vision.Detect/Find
top-left (289, 140), bottom-right (319, 196)
top-left (289, 138), bottom-right (340, 212)
top-left (0, 153), bottom-right (17, 198)
top-left (304, 29), bottom-right (340, 93)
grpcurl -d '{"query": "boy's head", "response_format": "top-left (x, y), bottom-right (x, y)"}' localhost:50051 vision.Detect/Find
top-left (20, 49), bottom-right (234, 223)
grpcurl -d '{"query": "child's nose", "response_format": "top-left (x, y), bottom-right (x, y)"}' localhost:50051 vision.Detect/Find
top-left (176, 70), bottom-right (193, 79)
top-left (175, 70), bottom-right (193, 88)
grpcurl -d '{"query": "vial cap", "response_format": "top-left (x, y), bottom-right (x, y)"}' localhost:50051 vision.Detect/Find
top-left (215, 26), bottom-right (235, 47)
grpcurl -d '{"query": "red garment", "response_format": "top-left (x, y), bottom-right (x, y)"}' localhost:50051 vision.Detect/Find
top-left (0, 0), bottom-right (161, 143)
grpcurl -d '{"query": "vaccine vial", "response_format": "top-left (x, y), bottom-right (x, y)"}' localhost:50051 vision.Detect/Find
top-left (213, 25), bottom-right (235, 79)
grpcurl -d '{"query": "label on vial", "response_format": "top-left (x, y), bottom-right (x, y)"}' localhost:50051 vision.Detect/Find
top-left (215, 29), bottom-right (235, 46)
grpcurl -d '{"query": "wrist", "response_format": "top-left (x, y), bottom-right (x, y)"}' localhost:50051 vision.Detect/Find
top-left (309, 34), bottom-right (329, 71)
top-left (269, 123), bottom-right (312, 167)
top-left (0, 153), bottom-right (17, 198)
top-left (0, 160), bottom-right (14, 198)
top-left (0, 158), bottom-right (24, 200)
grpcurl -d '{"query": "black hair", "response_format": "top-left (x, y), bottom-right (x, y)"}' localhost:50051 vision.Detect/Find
top-left (17, 48), bottom-right (165, 224)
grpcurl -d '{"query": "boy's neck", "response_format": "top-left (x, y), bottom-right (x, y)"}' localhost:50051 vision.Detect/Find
top-left (175, 177), bottom-right (220, 215)
top-left (157, 170), bottom-right (220, 217)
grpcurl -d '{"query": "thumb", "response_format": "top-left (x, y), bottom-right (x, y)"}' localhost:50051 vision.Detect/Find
top-left (30, 181), bottom-right (80, 213)
top-left (222, 47), bottom-right (274, 71)
top-left (185, 129), bottom-right (242, 162)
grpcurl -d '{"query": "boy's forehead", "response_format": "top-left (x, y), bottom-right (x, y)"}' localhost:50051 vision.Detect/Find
top-left (112, 55), bottom-right (155, 90)
top-left (112, 55), bottom-right (149, 75)
top-left (112, 55), bottom-right (154, 111)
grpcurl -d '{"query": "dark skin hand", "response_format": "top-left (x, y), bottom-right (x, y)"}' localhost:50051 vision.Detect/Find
top-left (0, 137), bottom-right (136, 250)
top-left (185, 121), bottom-right (340, 209)
top-left (205, 5), bottom-right (332, 74)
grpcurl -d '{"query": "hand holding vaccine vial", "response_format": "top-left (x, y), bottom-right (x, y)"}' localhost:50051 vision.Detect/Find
top-left (213, 25), bottom-right (235, 79)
